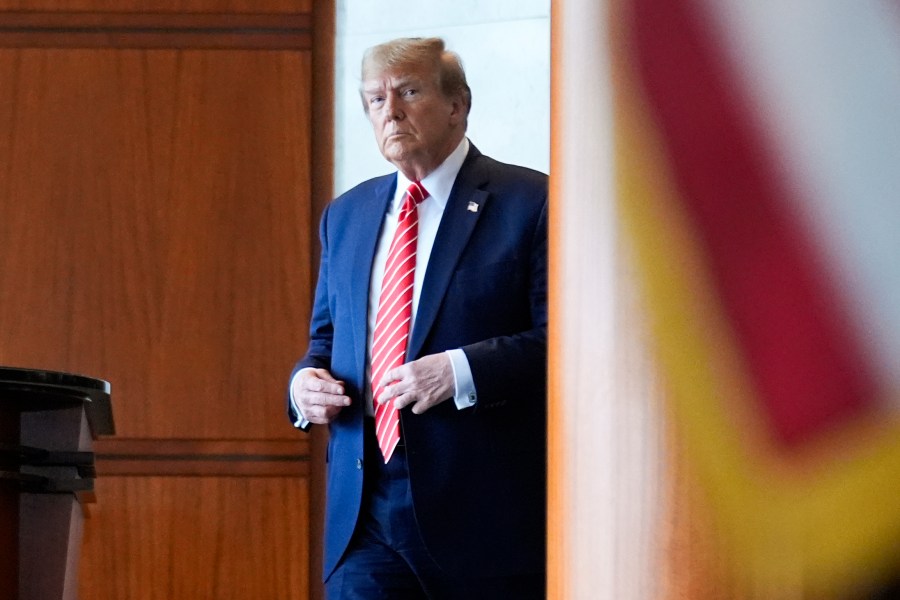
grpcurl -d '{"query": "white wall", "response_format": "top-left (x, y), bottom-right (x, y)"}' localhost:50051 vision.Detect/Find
top-left (334, 1), bottom-right (551, 194)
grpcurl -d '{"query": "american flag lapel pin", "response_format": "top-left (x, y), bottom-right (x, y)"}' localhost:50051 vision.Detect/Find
top-left (467, 201), bottom-right (479, 213)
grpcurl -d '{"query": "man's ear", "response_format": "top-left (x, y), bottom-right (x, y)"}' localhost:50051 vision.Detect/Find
top-left (448, 97), bottom-right (465, 125)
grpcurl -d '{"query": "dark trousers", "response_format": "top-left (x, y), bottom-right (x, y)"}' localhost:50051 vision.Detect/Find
top-left (325, 420), bottom-right (545, 600)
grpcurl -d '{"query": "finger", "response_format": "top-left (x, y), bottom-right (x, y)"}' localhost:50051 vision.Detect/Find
top-left (409, 396), bottom-right (439, 415)
top-left (306, 377), bottom-right (345, 396)
top-left (293, 371), bottom-right (339, 400)
top-left (314, 369), bottom-right (344, 384)
top-left (300, 392), bottom-right (351, 411)
top-left (305, 403), bottom-right (343, 424)
top-left (376, 387), bottom-right (390, 407)
top-left (392, 391), bottom-right (417, 411)
top-left (377, 374), bottom-right (407, 404)
top-left (378, 365), bottom-right (409, 391)
top-left (377, 384), bottom-right (401, 408)
top-left (297, 375), bottom-right (351, 408)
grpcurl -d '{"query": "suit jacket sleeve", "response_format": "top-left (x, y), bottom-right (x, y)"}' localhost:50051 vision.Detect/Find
top-left (456, 175), bottom-right (548, 413)
top-left (287, 204), bottom-right (335, 426)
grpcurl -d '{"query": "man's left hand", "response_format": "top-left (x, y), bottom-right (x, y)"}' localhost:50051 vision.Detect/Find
top-left (378, 353), bottom-right (454, 415)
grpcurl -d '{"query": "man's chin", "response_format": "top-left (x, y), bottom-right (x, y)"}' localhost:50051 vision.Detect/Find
top-left (381, 144), bottom-right (412, 164)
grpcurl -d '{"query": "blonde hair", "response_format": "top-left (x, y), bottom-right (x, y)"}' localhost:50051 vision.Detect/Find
top-left (360, 37), bottom-right (472, 117)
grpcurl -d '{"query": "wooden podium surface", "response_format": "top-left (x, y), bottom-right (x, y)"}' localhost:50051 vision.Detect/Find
top-left (0, 367), bottom-right (113, 600)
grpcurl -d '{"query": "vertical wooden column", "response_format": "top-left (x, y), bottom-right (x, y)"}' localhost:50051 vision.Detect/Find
top-left (549, 0), bottom-right (666, 598)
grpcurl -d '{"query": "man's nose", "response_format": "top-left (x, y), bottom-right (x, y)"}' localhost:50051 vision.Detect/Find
top-left (384, 94), bottom-right (403, 120)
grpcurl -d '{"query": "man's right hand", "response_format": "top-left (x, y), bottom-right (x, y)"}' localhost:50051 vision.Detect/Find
top-left (291, 368), bottom-right (351, 425)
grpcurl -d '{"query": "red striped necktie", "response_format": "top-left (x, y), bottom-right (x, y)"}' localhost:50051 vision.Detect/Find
top-left (371, 181), bottom-right (429, 463)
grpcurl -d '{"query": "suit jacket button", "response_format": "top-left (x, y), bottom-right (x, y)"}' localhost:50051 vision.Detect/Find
top-left (356, 458), bottom-right (363, 470)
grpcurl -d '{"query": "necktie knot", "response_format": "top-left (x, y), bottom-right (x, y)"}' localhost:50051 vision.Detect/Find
top-left (406, 181), bottom-right (429, 206)
top-left (399, 181), bottom-right (429, 219)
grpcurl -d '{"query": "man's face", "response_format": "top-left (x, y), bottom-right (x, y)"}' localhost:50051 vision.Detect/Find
top-left (362, 61), bottom-right (463, 178)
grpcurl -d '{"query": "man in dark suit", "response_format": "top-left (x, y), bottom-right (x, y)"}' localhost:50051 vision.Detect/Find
top-left (289, 37), bottom-right (547, 599)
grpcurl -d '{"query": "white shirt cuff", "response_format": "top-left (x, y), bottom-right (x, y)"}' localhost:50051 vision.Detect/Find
top-left (289, 369), bottom-right (311, 429)
top-left (446, 349), bottom-right (477, 410)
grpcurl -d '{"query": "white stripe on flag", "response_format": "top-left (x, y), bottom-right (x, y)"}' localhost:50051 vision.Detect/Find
top-left (699, 0), bottom-right (900, 394)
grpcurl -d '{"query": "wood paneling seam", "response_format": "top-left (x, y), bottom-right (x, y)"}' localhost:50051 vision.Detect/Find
top-left (0, 12), bottom-right (312, 49)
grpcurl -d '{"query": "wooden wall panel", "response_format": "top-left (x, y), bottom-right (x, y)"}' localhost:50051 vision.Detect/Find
top-left (0, 6), bottom-right (328, 598)
top-left (0, 1), bottom-right (311, 13)
top-left (0, 47), bottom-right (311, 439)
top-left (79, 476), bottom-right (309, 599)
top-left (95, 439), bottom-right (310, 476)
top-left (0, 13), bottom-right (311, 49)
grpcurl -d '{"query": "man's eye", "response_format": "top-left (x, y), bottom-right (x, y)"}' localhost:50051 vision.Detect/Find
top-left (370, 96), bottom-right (385, 105)
top-left (403, 89), bottom-right (417, 97)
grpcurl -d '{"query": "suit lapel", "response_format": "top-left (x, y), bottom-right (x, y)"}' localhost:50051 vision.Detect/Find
top-left (349, 174), bottom-right (396, 386)
top-left (407, 148), bottom-right (489, 360)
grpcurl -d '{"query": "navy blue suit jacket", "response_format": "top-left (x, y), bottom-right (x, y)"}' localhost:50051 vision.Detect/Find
top-left (290, 145), bottom-right (548, 581)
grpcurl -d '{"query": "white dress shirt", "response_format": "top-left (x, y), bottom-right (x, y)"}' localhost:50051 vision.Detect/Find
top-left (291, 138), bottom-right (476, 426)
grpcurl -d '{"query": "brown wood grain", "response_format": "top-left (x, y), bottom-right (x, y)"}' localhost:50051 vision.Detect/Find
top-left (79, 475), bottom-right (310, 599)
top-left (0, 4), bottom-right (329, 597)
top-left (0, 0), bottom-right (311, 13)
top-left (0, 47), bottom-right (312, 440)
top-left (95, 438), bottom-right (310, 476)
top-left (0, 12), bottom-right (312, 49)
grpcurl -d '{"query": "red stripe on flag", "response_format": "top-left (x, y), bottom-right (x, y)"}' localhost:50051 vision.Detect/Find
top-left (630, 0), bottom-right (878, 446)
